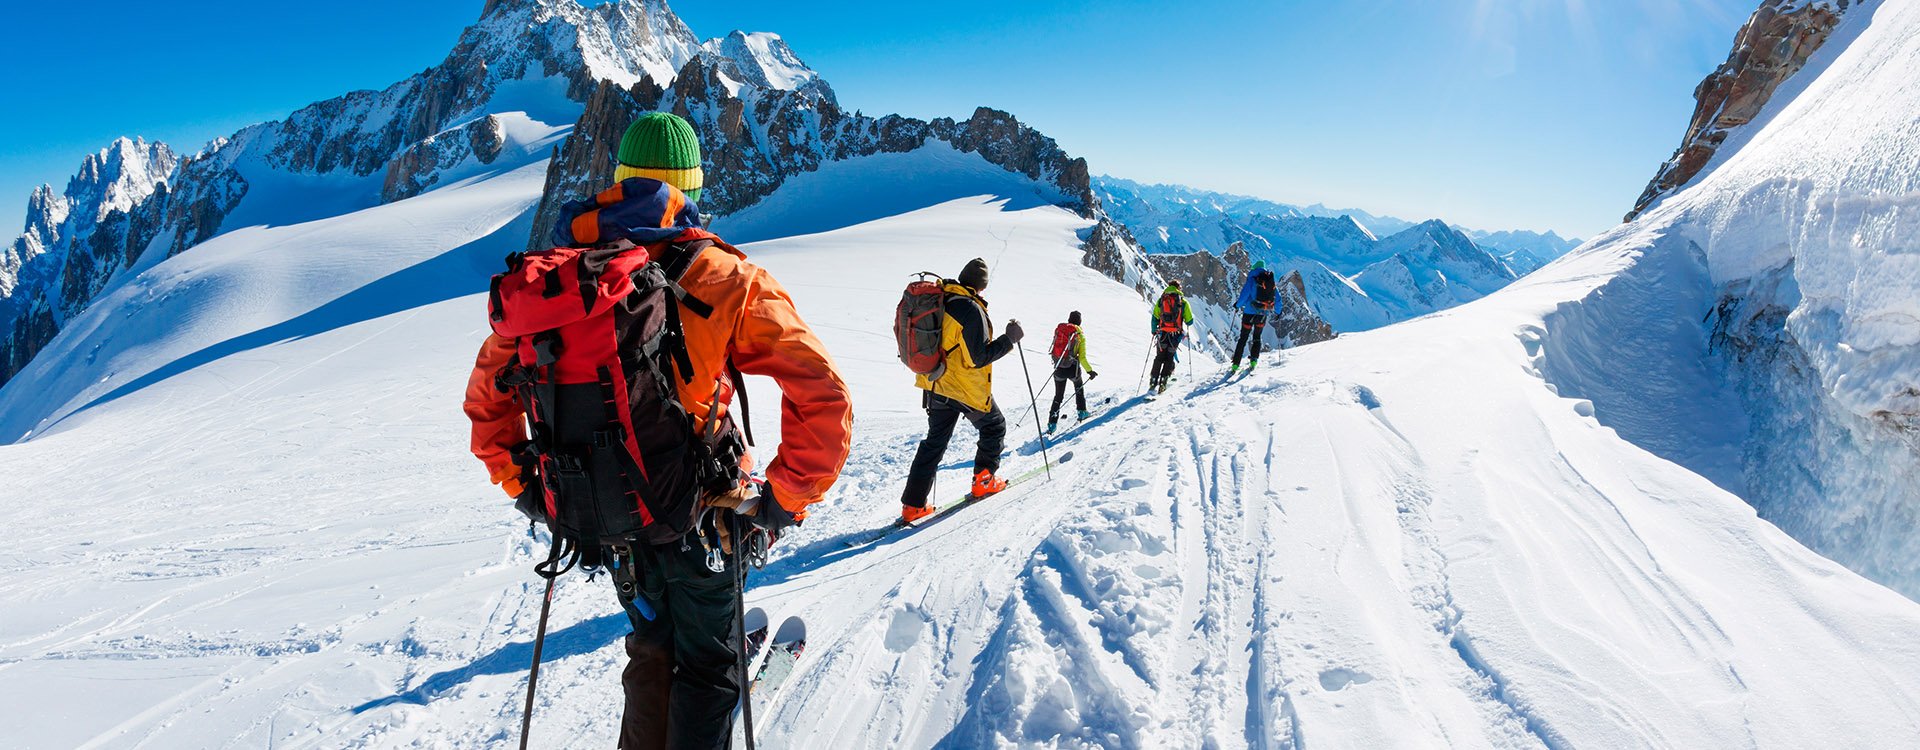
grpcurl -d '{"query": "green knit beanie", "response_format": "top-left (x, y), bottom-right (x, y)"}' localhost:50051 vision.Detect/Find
top-left (615, 112), bottom-right (704, 202)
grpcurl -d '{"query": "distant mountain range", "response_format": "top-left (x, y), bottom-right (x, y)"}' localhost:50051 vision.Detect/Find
top-left (1093, 176), bottom-right (1582, 331)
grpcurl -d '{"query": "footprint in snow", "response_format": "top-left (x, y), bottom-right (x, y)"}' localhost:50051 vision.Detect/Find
top-left (1351, 385), bottom-right (1382, 410)
top-left (1318, 667), bottom-right (1374, 691)
top-left (884, 607), bottom-right (927, 653)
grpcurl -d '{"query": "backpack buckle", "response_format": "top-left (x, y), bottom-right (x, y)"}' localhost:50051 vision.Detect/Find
top-left (550, 454), bottom-right (586, 477)
top-left (591, 427), bottom-right (625, 449)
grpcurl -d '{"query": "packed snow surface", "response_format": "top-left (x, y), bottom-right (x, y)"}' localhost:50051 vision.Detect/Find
top-left (4, 132), bottom-right (1920, 748)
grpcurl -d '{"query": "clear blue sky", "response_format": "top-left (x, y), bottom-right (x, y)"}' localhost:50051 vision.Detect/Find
top-left (0, 0), bottom-right (1755, 238)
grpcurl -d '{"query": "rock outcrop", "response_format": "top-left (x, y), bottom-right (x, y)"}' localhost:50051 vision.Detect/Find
top-left (381, 115), bottom-right (508, 203)
top-left (1626, 0), bottom-right (1856, 221)
top-left (1271, 270), bottom-right (1335, 348)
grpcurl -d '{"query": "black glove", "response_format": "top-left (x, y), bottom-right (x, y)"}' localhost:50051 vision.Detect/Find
top-left (1088, 370), bottom-right (1099, 380)
top-left (749, 482), bottom-right (799, 532)
top-left (709, 481), bottom-right (800, 532)
top-left (513, 477), bottom-right (548, 524)
top-left (1004, 319), bottom-right (1025, 343)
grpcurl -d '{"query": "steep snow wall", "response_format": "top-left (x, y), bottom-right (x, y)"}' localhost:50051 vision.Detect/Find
top-left (1542, 0), bottom-right (1920, 598)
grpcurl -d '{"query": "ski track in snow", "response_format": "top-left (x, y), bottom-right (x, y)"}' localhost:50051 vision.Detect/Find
top-left (6, 140), bottom-right (1920, 747)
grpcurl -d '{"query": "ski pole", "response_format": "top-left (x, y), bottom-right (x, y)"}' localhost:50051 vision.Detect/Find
top-left (518, 576), bottom-right (556, 750)
top-left (1013, 334), bottom-right (1053, 479)
top-left (733, 514), bottom-right (757, 750)
top-left (1007, 348), bottom-right (1054, 431)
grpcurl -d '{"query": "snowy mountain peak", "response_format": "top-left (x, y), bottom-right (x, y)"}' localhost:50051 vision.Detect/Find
top-left (19, 185), bottom-right (65, 240)
top-left (702, 30), bottom-right (824, 93)
top-left (457, 0), bottom-right (700, 91)
top-left (67, 137), bottom-right (178, 223)
top-left (3, 137), bottom-right (177, 300)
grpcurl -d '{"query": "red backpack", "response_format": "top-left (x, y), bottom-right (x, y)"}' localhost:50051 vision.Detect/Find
top-left (1157, 292), bottom-right (1185, 332)
top-left (895, 272), bottom-right (951, 380)
top-left (1050, 323), bottom-right (1078, 363)
top-left (487, 236), bottom-right (748, 554)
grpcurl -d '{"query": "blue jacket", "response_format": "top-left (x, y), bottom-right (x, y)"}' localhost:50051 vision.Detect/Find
top-left (1234, 268), bottom-right (1277, 314)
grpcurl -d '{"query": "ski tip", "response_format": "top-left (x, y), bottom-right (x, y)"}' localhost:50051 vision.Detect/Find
top-left (744, 607), bottom-right (768, 632)
top-left (773, 616), bottom-right (806, 643)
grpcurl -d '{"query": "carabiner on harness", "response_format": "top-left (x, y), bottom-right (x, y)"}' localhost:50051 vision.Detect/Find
top-left (696, 507), bottom-right (727, 574)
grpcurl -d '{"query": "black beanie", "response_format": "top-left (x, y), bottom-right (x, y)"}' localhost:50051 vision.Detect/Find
top-left (1068, 310), bottom-right (1082, 325)
top-left (959, 258), bottom-right (989, 290)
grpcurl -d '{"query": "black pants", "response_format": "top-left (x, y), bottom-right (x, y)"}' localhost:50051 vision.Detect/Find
top-left (1150, 331), bottom-right (1183, 387)
top-left (901, 394), bottom-right (1006, 507)
top-left (1048, 368), bottom-right (1085, 423)
top-left (618, 540), bottom-right (742, 750)
top-left (1232, 312), bottom-right (1268, 365)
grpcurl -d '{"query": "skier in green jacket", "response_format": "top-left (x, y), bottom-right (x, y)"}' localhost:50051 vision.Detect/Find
top-left (1046, 311), bottom-right (1098, 432)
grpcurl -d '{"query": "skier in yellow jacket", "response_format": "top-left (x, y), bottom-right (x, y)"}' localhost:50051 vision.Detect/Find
top-left (899, 258), bottom-right (1024, 522)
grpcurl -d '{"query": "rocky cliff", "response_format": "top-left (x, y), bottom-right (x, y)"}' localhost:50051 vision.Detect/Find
top-left (1626, 0), bottom-right (1857, 221)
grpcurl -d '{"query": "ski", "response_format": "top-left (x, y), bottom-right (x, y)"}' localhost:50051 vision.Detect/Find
top-left (843, 452), bottom-right (1074, 548)
top-left (741, 607), bottom-right (770, 669)
top-left (750, 617), bottom-right (807, 696)
top-left (731, 607), bottom-right (770, 731)
top-left (734, 612), bottom-right (799, 747)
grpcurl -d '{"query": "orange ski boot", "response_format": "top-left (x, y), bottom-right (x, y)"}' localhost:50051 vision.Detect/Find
top-left (900, 503), bottom-right (937, 524)
top-left (970, 469), bottom-right (1010, 499)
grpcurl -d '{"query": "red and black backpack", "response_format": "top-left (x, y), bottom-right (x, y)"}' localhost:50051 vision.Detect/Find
top-left (487, 232), bottom-right (749, 559)
top-left (895, 272), bottom-right (952, 380)
top-left (1156, 291), bottom-right (1185, 332)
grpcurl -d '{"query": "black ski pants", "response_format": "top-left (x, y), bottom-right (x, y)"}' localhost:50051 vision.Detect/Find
top-left (618, 539), bottom-right (743, 750)
top-left (1232, 312), bottom-right (1268, 365)
top-left (901, 393), bottom-right (1006, 507)
top-left (1048, 367), bottom-right (1085, 423)
top-left (1150, 331), bottom-right (1183, 387)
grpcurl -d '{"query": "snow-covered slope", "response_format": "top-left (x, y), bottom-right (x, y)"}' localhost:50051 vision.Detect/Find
top-left (1094, 176), bottom-right (1579, 331)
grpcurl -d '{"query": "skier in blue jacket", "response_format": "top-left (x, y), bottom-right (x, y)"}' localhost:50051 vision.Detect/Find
top-left (1230, 261), bottom-right (1278, 374)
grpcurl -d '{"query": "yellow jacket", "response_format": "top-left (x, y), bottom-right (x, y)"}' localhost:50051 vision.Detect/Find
top-left (914, 281), bottom-right (1010, 412)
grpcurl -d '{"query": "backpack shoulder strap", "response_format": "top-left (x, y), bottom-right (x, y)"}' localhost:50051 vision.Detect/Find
top-left (648, 240), bottom-right (716, 318)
